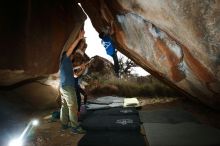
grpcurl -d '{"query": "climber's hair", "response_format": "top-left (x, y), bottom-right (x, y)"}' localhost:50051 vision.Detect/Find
top-left (99, 32), bottom-right (105, 38)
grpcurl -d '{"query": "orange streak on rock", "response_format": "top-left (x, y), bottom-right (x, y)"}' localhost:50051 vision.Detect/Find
top-left (155, 39), bottom-right (185, 82)
top-left (182, 45), bottom-right (215, 82)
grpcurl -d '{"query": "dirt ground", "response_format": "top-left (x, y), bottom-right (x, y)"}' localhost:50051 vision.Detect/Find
top-left (25, 96), bottom-right (220, 146)
top-left (25, 120), bottom-right (84, 146)
top-left (2, 96), bottom-right (220, 146)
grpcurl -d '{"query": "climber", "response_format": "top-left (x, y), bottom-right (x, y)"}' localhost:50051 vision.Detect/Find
top-left (72, 41), bottom-right (88, 113)
top-left (99, 21), bottom-right (120, 77)
top-left (59, 29), bottom-right (86, 134)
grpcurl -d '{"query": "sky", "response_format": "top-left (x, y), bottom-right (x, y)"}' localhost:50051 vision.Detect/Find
top-left (84, 17), bottom-right (149, 76)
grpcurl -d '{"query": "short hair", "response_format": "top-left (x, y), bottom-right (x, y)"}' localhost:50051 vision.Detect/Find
top-left (72, 52), bottom-right (85, 66)
top-left (84, 43), bottom-right (87, 49)
top-left (99, 32), bottom-right (105, 38)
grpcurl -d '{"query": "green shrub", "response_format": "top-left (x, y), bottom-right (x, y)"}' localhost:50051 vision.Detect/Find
top-left (85, 74), bottom-right (181, 97)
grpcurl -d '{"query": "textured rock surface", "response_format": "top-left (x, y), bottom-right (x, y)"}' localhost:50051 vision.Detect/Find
top-left (88, 55), bottom-right (115, 76)
top-left (0, 0), bottom-right (86, 74)
top-left (0, 69), bottom-right (33, 86)
top-left (80, 0), bottom-right (220, 108)
top-left (0, 75), bottom-right (60, 110)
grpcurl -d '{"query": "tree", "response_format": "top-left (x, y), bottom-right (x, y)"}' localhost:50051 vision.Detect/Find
top-left (118, 55), bottom-right (137, 77)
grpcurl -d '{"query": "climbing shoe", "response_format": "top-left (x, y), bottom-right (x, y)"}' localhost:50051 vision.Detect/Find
top-left (71, 126), bottom-right (86, 134)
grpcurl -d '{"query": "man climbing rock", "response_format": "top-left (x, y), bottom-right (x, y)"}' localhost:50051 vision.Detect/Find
top-left (99, 22), bottom-right (120, 77)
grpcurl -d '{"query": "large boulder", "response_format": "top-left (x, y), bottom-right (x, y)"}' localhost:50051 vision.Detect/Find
top-left (88, 55), bottom-right (115, 76)
top-left (0, 0), bottom-right (86, 75)
top-left (80, 0), bottom-right (220, 109)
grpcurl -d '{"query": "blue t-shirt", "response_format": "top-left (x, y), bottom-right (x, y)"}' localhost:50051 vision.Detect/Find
top-left (101, 35), bottom-right (115, 56)
top-left (60, 53), bottom-right (75, 87)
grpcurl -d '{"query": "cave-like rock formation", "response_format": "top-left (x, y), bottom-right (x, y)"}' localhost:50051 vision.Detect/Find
top-left (79, 0), bottom-right (220, 108)
top-left (0, 0), bottom-right (219, 109)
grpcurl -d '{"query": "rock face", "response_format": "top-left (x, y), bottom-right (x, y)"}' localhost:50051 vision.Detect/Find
top-left (88, 55), bottom-right (115, 76)
top-left (0, 0), bottom-right (86, 74)
top-left (80, 0), bottom-right (220, 108)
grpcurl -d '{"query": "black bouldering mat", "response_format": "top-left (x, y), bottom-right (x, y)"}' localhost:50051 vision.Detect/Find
top-left (86, 107), bottom-right (138, 116)
top-left (139, 108), bottom-right (199, 123)
top-left (87, 96), bottom-right (124, 105)
top-left (81, 115), bottom-right (140, 131)
top-left (86, 102), bottom-right (123, 110)
top-left (86, 96), bottom-right (141, 110)
top-left (78, 132), bottom-right (146, 146)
